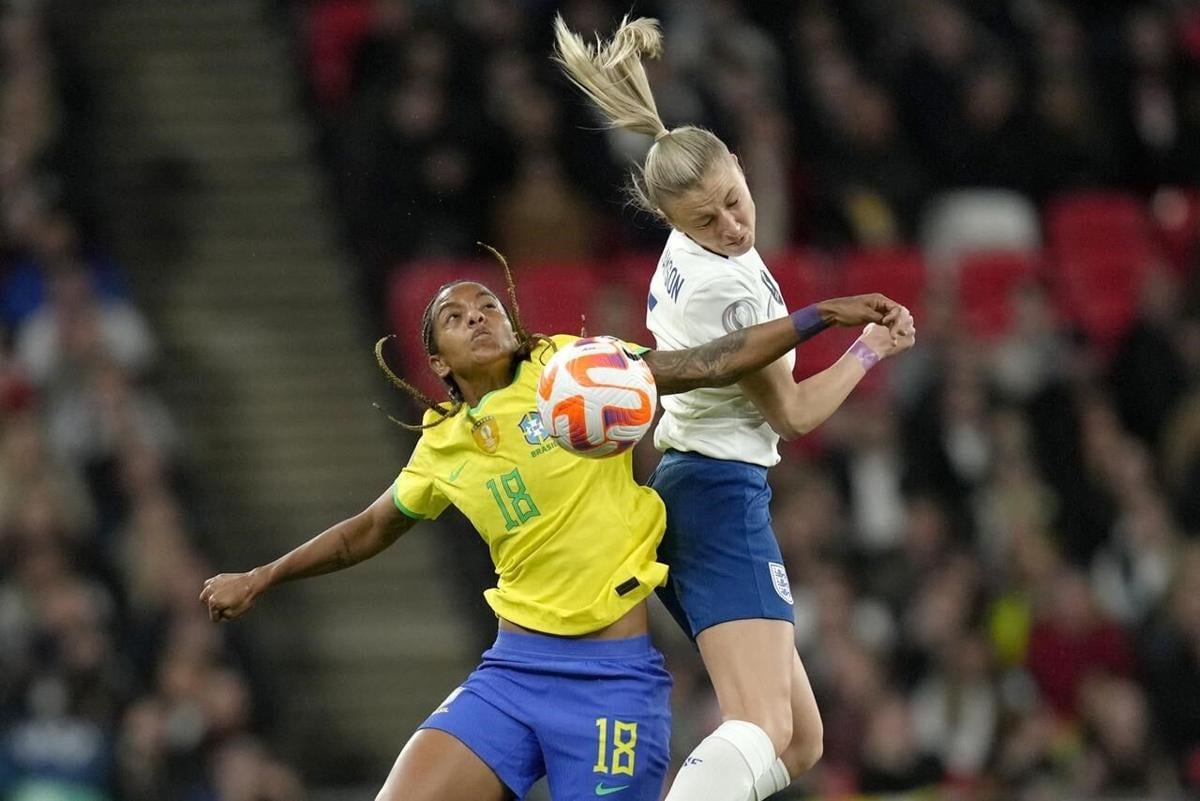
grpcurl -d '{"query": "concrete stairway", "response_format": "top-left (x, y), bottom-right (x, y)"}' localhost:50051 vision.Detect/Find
top-left (77, 1), bottom-right (476, 781)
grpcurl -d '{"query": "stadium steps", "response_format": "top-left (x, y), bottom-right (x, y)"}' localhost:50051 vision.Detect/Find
top-left (77, 0), bottom-right (476, 780)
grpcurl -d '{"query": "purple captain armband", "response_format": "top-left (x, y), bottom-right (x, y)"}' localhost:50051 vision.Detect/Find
top-left (789, 304), bottom-right (829, 342)
top-left (847, 340), bottom-right (881, 371)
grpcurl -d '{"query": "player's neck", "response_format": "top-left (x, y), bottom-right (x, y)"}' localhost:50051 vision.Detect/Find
top-left (456, 358), bottom-right (519, 408)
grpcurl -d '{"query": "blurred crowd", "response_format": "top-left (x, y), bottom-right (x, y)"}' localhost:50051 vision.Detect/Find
top-left (291, 0), bottom-right (1200, 799)
top-left (0, 3), bottom-right (302, 799)
top-left (294, 0), bottom-right (1200, 296)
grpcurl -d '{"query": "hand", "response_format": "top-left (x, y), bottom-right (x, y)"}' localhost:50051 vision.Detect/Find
top-left (200, 570), bottom-right (265, 622)
top-left (818, 294), bottom-right (900, 327)
top-left (860, 306), bottom-right (916, 359)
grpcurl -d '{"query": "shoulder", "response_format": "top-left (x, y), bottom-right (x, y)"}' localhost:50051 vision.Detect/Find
top-left (546, 334), bottom-right (580, 351)
top-left (527, 334), bottom-right (577, 368)
top-left (415, 404), bottom-right (464, 442)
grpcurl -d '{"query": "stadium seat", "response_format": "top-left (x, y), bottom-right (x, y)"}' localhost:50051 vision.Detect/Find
top-left (920, 189), bottom-right (1041, 270)
top-left (835, 247), bottom-right (927, 317)
top-left (1042, 191), bottom-right (1163, 348)
top-left (603, 251), bottom-right (661, 345)
top-left (1044, 191), bottom-right (1154, 257)
top-left (766, 248), bottom-right (833, 311)
top-left (957, 251), bottom-right (1041, 339)
top-left (1052, 249), bottom-right (1152, 349)
top-left (504, 260), bottom-right (601, 339)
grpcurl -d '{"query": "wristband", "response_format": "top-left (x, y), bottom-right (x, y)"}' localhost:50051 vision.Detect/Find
top-left (848, 340), bottom-right (881, 371)
top-left (790, 304), bottom-right (829, 342)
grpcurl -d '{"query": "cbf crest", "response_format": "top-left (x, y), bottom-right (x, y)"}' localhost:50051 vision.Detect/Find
top-left (518, 410), bottom-right (550, 445)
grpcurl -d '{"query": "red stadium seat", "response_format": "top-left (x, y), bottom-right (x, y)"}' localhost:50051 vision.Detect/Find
top-left (1053, 249), bottom-right (1152, 349)
top-left (835, 247), bottom-right (927, 318)
top-left (603, 251), bottom-right (661, 346)
top-left (1045, 191), bottom-right (1154, 257)
top-left (766, 248), bottom-right (833, 311)
top-left (762, 248), bottom-right (850, 383)
top-left (957, 252), bottom-right (1041, 339)
top-left (508, 260), bottom-right (601, 339)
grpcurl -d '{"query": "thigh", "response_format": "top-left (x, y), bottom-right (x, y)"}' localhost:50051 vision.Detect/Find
top-left (414, 683), bottom-right (546, 800)
top-left (696, 618), bottom-right (795, 729)
top-left (377, 729), bottom-right (512, 801)
top-left (788, 650), bottom-right (822, 740)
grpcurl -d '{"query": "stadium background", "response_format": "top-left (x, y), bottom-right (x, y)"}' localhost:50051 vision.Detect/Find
top-left (1, 0), bottom-right (1199, 799)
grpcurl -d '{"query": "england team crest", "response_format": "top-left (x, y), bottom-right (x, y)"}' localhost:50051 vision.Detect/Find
top-left (768, 562), bottom-right (793, 605)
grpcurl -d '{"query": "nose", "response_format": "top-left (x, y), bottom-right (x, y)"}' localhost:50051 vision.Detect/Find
top-left (722, 213), bottom-right (744, 241)
top-left (467, 307), bottom-right (487, 326)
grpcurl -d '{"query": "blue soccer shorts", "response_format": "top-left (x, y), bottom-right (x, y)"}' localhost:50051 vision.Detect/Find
top-left (649, 449), bottom-right (795, 639)
top-left (419, 630), bottom-right (672, 800)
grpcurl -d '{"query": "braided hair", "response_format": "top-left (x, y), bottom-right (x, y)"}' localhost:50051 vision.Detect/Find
top-left (375, 245), bottom-right (553, 431)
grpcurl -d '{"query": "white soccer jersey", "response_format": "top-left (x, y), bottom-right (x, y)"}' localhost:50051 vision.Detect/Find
top-left (646, 229), bottom-right (794, 467)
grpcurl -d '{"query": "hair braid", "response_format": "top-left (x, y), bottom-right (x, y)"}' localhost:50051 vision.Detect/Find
top-left (373, 335), bottom-right (462, 431)
top-left (477, 242), bottom-right (555, 363)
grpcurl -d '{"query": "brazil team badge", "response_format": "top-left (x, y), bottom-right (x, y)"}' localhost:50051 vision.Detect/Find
top-left (518, 410), bottom-right (550, 445)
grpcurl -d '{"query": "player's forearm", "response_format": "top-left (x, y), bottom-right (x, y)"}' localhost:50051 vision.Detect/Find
top-left (778, 352), bottom-right (869, 439)
top-left (644, 311), bottom-right (815, 396)
top-left (257, 513), bottom-right (401, 590)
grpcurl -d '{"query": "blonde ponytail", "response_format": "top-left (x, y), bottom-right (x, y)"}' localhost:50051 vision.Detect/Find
top-left (552, 14), bottom-right (667, 139)
top-left (553, 15), bottom-right (732, 218)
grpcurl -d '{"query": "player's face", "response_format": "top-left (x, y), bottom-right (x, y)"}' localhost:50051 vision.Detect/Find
top-left (427, 282), bottom-right (519, 381)
top-left (662, 154), bottom-right (756, 258)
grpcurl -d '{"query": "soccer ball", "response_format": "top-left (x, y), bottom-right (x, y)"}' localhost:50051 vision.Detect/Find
top-left (536, 337), bottom-right (657, 458)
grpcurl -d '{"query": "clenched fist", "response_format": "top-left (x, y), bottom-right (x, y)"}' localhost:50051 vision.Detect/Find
top-left (818, 293), bottom-right (901, 327)
top-left (200, 570), bottom-right (265, 622)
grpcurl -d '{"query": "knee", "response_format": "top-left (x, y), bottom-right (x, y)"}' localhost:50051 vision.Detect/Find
top-left (748, 706), bottom-right (793, 757)
top-left (782, 716), bottom-right (823, 776)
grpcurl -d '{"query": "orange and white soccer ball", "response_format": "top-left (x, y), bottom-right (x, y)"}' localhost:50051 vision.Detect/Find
top-left (536, 337), bottom-right (657, 458)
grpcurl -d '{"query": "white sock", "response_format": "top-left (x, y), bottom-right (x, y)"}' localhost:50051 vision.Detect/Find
top-left (664, 720), bottom-right (777, 801)
top-left (750, 758), bottom-right (791, 800)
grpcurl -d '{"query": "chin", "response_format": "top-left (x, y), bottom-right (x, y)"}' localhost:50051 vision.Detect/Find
top-left (472, 338), bottom-right (515, 361)
top-left (726, 235), bottom-right (754, 257)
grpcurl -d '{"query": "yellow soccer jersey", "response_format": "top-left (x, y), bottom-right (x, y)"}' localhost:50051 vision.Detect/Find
top-left (393, 334), bottom-right (668, 636)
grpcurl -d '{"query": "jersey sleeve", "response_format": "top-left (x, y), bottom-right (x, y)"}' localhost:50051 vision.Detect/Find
top-left (679, 272), bottom-right (768, 344)
top-left (392, 439), bottom-right (451, 520)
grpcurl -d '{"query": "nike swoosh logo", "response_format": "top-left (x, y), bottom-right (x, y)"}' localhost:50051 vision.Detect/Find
top-left (448, 461), bottom-right (467, 483)
top-left (594, 783), bottom-right (630, 796)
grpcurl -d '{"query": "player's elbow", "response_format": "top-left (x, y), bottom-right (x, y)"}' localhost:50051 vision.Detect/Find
top-left (771, 408), bottom-right (819, 441)
top-left (766, 412), bottom-right (810, 441)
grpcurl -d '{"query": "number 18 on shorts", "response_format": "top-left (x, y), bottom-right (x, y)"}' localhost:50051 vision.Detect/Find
top-left (419, 631), bottom-right (672, 800)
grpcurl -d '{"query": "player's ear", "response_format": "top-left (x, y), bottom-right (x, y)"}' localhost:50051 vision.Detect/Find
top-left (429, 353), bottom-right (451, 379)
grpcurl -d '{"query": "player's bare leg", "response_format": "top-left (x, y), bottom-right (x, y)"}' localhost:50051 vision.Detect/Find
top-left (375, 729), bottom-right (512, 801)
top-left (697, 619), bottom-right (798, 754)
top-left (778, 650), bottom-right (823, 777)
top-left (663, 618), bottom-right (799, 801)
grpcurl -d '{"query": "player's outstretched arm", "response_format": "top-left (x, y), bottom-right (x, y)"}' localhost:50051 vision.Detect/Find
top-left (741, 310), bottom-right (916, 440)
top-left (199, 486), bottom-right (416, 622)
top-left (642, 299), bottom-right (872, 396)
